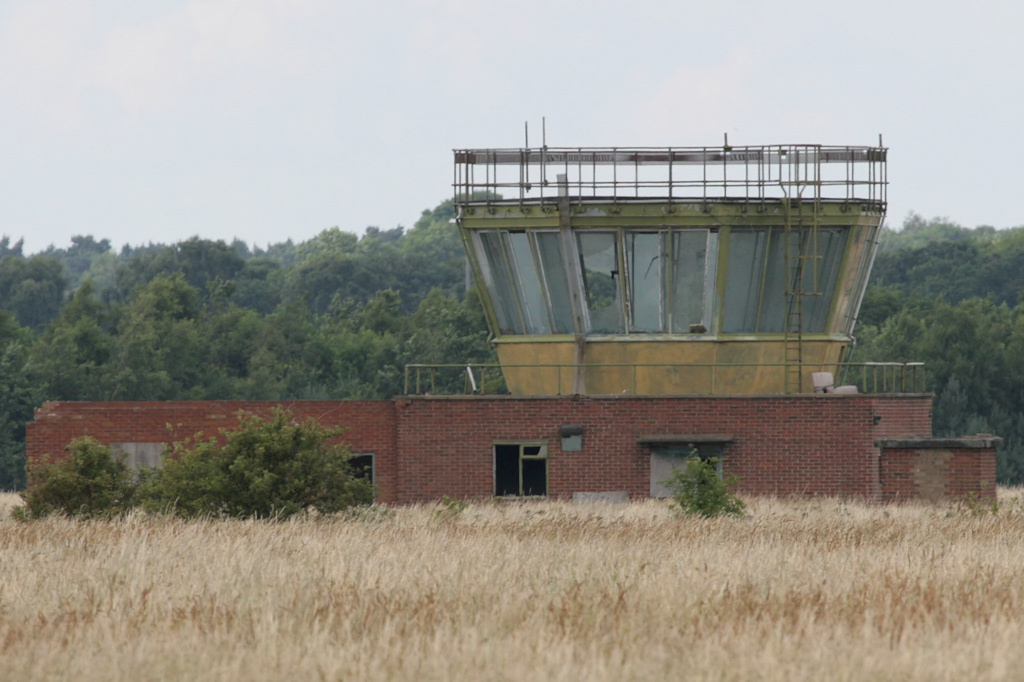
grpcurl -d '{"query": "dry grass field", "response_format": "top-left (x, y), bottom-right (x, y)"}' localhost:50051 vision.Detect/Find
top-left (3, 490), bottom-right (1024, 681)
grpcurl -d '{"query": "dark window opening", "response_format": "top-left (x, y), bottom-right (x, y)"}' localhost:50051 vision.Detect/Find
top-left (349, 453), bottom-right (375, 486)
top-left (494, 443), bottom-right (548, 497)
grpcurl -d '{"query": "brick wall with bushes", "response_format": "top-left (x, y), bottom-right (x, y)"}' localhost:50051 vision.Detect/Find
top-left (26, 401), bottom-right (399, 502)
top-left (27, 394), bottom-right (937, 503)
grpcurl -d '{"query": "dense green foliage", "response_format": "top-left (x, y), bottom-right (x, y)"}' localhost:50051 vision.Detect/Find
top-left (143, 409), bottom-right (373, 519)
top-left (0, 201), bottom-right (494, 490)
top-left (661, 456), bottom-right (746, 518)
top-left (15, 437), bottom-right (137, 519)
top-left (856, 213), bottom-right (1024, 482)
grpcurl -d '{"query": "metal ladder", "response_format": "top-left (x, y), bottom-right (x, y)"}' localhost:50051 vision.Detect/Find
top-left (782, 149), bottom-right (822, 394)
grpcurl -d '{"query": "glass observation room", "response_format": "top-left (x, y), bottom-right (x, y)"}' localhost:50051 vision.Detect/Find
top-left (455, 144), bottom-right (887, 395)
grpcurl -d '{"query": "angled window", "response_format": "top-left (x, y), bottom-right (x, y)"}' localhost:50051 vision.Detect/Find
top-left (476, 231), bottom-right (522, 334)
top-left (534, 231), bottom-right (575, 333)
top-left (723, 227), bottom-right (846, 334)
top-left (473, 230), bottom-right (573, 335)
top-left (577, 232), bottom-right (625, 333)
top-left (626, 231), bottom-right (662, 332)
top-left (622, 228), bottom-right (717, 334)
top-left (801, 228), bottom-right (848, 332)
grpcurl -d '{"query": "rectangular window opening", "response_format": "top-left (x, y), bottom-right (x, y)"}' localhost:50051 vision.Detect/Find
top-left (348, 453), bottom-right (375, 486)
top-left (649, 443), bottom-right (725, 498)
top-left (111, 442), bottom-right (165, 471)
top-left (494, 443), bottom-right (548, 497)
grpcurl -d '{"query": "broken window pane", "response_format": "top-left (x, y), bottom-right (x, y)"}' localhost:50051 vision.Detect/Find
top-left (627, 232), bottom-right (662, 332)
top-left (578, 232), bottom-right (624, 333)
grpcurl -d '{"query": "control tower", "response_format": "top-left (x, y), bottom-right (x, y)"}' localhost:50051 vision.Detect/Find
top-left (454, 142), bottom-right (887, 395)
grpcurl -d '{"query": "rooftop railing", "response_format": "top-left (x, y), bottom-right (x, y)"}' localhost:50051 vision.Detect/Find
top-left (403, 361), bottom-right (924, 396)
top-left (454, 144), bottom-right (887, 210)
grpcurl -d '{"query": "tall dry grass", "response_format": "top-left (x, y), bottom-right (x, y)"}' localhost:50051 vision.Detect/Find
top-left (2, 490), bottom-right (1024, 681)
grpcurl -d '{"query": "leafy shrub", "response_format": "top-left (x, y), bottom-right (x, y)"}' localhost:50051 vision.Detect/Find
top-left (435, 495), bottom-right (467, 519)
top-left (13, 437), bottom-right (136, 520)
top-left (144, 409), bottom-right (373, 519)
top-left (661, 456), bottom-right (746, 518)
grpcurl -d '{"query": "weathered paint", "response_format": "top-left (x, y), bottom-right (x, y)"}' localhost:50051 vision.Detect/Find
top-left (495, 337), bottom-right (847, 395)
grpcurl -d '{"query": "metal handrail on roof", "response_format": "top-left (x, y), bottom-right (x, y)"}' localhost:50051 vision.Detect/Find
top-left (403, 361), bottom-right (924, 396)
top-left (453, 144), bottom-right (887, 210)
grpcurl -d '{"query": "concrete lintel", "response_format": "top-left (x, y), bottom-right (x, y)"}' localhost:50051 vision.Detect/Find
top-left (876, 436), bottom-right (1003, 449)
top-left (638, 434), bottom-right (734, 444)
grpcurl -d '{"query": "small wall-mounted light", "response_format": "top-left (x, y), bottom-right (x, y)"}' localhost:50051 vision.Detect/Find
top-left (560, 425), bottom-right (584, 452)
top-left (872, 414), bottom-right (882, 426)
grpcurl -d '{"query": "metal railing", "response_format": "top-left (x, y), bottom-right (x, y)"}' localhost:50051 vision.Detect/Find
top-left (453, 144), bottom-right (887, 209)
top-left (403, 361), bottom-right (925, 396)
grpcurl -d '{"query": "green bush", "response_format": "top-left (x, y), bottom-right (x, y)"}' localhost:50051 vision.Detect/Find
top-left (661, 456), bottom-right (746, 518)
top-left (435, 494), bottom-right (467, 520)
top-left (13, 437), bottom-right (136, 520)
top-left (144, 409), bottom-right (374, 519)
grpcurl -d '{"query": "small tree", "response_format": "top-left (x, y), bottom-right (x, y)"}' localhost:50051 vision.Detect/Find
top-left (145, 409), bottom-right (373, 519)
top-left (14, 437), bottom-right (136, 519)
top-left (661, 456), bottom-right (746, 518)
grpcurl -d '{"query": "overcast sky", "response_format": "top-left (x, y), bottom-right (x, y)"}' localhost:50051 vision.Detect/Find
top-left (2, 0), bottom-right (1022, 254)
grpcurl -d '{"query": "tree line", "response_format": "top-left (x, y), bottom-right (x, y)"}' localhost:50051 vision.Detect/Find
top-left (0, 201), bottom-right (493, 489)
top-left (855, 213), bottom-right (1024, 483)
top-left (4, 207), bottom-right (1024, 488)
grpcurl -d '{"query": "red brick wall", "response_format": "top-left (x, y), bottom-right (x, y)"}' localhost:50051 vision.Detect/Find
top-left (26, 401), bottom-right (399, 502)
top-left (879, 440), bottom-right (998, 503)
top-left (393, 394), bottom-right (934, 502)
top-left (27, 395), bottom-right (936, 504)
top-left (868, 397), bottom-right (934, 439)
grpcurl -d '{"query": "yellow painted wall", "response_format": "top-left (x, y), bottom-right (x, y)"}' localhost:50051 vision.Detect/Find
top-left (496, 338), bottom-right (847, 395)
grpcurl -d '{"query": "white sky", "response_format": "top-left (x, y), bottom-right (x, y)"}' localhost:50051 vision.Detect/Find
top-left (2, 0), bottom-right (1023, 254)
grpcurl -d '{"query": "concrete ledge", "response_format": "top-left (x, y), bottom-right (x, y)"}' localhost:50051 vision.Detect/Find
top-left (638, 434), bottom-right (734, 444)
top-left (876, 436), bottom-right (1003, 449)
top-left (573, 491), bottom-right (630, 503)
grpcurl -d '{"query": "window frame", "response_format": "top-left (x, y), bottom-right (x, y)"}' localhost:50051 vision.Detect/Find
top-left (493, 442), bottom-right (549, 498)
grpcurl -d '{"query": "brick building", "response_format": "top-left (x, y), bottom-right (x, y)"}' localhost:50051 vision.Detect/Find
top-left (23, 142), bottom-right (1000, 502)
top-left (25, 393), bottom-right (999, 503)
